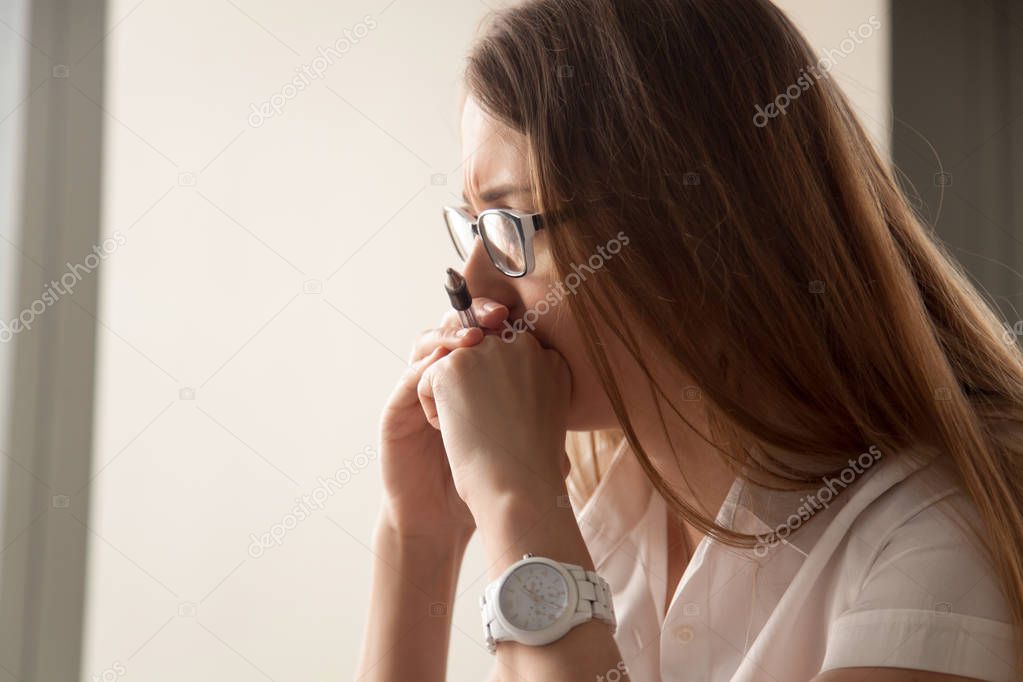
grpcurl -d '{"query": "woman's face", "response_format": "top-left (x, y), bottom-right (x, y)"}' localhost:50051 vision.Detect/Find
top-left (457, 96), bottom-right (617, 431)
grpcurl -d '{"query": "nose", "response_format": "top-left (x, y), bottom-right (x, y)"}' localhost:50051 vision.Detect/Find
top-left (462, 234), bottom-right (498, 285)
top-left (462, 234), bottom-right (519, 308)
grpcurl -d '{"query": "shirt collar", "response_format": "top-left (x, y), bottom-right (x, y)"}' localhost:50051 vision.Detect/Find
top-left (574, 437), bottom-right (656, 568)
top-left (576, 438), bottom-right (941, 564)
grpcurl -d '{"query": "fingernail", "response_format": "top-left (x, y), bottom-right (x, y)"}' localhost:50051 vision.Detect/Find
top-left (482, 302), bottom-right (502, 313)
top-left (456, 328), bottom-right (470, 337)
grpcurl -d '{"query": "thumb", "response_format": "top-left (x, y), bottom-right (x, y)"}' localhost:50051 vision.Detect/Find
top-left (416, 361), bottom-right (440, 430)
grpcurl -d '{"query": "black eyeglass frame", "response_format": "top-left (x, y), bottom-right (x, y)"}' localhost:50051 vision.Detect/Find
top-left (442, 205), bottom-right (547, 278)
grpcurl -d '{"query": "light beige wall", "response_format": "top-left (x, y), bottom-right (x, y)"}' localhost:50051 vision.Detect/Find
top-left (83, 1), bottom-right (889, 680)
top-left (774, 0), bottom-right (891, 155)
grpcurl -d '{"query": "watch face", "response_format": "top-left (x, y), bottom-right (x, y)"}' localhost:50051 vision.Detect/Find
top-left (498, 561), bottom-right (570, 631)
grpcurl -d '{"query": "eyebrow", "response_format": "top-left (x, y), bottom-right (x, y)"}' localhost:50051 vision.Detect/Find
top-left (461, 184), bottom-right (531, 205)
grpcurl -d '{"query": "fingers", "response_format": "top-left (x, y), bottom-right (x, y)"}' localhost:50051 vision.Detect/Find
top-left (386, 346), bottom-right (446, 412)
top-left (408, 297), bottom-right (510, 364)
top-left (471, 297), bottom-right (510, 328)
top-left (409, 326), bottom-right (483, 364)
top-left (440, 297), bottom-right (509, 330)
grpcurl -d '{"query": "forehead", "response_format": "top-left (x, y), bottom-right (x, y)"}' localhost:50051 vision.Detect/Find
top-left (459, 96), bottom-right (529, 198)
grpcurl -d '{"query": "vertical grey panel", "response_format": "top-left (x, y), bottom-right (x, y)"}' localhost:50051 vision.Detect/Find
top-left (892, 0), bottom-right (1023, 318)
top-left (0, 0), bottom-right (106, 679)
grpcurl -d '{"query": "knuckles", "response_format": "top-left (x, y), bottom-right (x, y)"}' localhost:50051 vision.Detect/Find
top-left (424, 330), bottom-right (567, 393)
top-left (443, 346), bottom-right (477, 374)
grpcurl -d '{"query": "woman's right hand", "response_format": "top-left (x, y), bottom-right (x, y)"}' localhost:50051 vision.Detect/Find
top-left (377, 297), bottom-right (510, 541)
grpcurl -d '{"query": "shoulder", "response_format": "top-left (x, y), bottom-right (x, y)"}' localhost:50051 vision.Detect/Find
top-left (820, 453), bottom-right (1016, 681)
top-left (839, 453), bottom-right (1005, 618)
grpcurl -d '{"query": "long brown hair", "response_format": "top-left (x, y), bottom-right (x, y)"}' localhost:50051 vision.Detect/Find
top-left (464, 0), bottom-right (1023, 655)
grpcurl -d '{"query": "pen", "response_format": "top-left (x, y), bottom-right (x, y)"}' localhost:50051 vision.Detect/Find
top-left (444, 267), bottom-right (479, 329)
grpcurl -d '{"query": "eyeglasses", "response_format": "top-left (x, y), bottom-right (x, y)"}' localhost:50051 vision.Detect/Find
top-left (443, 205), bottom-right (546, 278)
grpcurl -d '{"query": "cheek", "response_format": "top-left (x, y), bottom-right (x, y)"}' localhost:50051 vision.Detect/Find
top-left (516, 278), bottom-right (618, 430)
top-left (512, 238), bottom-right (563, 341)
top-left (514, 233), bottom-right (618, 428)
top-left (531, 229), bottom-right (558, 279)
top-left (512, 278), bottom-right (560, 341)
top-left (555, 307), bottom-right (619, 430)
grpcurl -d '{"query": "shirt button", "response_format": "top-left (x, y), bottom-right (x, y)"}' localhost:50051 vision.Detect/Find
top-left (673, 625), bottom-right (694, 643)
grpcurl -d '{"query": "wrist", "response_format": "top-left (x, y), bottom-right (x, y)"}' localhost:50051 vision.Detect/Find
top-left (476, 488), bottom-right (593, 580)
top-left (372, 514), bottom-right (470, 600)
top-left (377, 502), bottom-right (475, 550)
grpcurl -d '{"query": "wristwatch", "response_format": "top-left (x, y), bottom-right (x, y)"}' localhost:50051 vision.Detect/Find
top-left (479, 553), bottom-right (616, 653)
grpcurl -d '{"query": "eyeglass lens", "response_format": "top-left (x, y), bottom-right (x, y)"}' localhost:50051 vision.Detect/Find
top-left (479, 213), bottom-right (525, 274)
top-left (444, 209), bottom-right (526, 275)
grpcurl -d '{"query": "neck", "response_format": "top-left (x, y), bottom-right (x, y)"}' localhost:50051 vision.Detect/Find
top-left (629, 396), bottom-right (735, 530)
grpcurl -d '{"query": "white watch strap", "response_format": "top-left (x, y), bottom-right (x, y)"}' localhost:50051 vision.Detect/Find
top-left (565, 563), bottom-right (616, 630)
top-left (479, 559), bottom-right (616, 654)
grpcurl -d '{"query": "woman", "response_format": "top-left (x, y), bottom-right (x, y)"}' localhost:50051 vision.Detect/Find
top-left (357, 1), bottom-right (1023, 680)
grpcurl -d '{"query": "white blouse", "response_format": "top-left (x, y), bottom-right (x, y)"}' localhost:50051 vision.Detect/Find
top-left (572, 439), bottom-right (1016, 681)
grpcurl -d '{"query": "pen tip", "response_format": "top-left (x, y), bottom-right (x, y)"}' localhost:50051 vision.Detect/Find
top-left (445, 268), bottom-right (464, 292)
top-left (444, 268), bottom-right (472, 310)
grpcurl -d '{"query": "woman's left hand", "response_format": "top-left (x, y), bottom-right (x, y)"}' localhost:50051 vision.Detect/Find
top-left (416, 332), bottom-right (573, 525)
